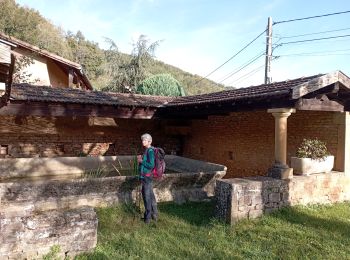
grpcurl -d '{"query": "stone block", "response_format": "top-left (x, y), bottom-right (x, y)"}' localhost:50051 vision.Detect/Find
top-left (248, 209), bottom-right (263, 219)
top-left (268, 193), bottom-right (281, 203)
top-left (0, 207), bottom-right (97, 259)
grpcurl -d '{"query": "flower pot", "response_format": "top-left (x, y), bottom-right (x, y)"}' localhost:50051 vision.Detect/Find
top-left (291, 155), bottom-right (334, 175)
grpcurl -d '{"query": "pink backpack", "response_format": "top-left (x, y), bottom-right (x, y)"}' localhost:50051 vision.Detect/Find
top-left (151, 147), bottom-right (166, 178)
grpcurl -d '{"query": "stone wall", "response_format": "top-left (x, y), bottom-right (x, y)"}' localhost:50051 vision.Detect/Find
top-left (0, 111), bottom-right (343, 179)
top-left (0, 116), bottom-right (180, 158)
top-left (183, 111), bottom-right (342, 178)
top-left (0, 207), bottom-right (97, 259)
top-left (0, 171), bottom-right (226, 211)
top-left (0, 156), bottom-right (226, 258)
top-left (215, 172), bottom-right (350, 224)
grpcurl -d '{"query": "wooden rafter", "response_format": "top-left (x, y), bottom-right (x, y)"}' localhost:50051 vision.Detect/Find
top-left (0, 101), bottom-right (156, 119)
top-left (295, 98), bottom-right (344, 112)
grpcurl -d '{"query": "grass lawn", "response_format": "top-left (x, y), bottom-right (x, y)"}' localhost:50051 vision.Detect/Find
top-left (76, 201), bottom-right (350, 259)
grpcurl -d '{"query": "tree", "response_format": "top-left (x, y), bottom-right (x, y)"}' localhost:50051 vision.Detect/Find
top-left (136, 73), bottom-right (186, 96)
top-left (101, 35), bottom-right (160, 93)
top-left (66, 31), bottom-right (104, 81)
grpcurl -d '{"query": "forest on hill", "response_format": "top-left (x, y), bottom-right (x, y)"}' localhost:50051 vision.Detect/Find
top-left (0, 0), bottom-right (224, 95)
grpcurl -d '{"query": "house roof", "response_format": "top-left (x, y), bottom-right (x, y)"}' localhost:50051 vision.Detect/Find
top-left (0, 32), bottom-right (81, 69)
top-left (10, 83), bottom-right (173, 108)
top-left (5, 71), bottom-right (350, 118)
top-left (166, 74), bottom-right (324, 107)
top-left (0, 32), bottom-right (93, 90)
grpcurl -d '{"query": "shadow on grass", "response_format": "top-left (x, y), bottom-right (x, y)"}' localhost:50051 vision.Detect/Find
top-left (158, 200), bottom-right (215, 227)
top-left (75, 251), bottom-right (109, 260)
top-left (270, 206), bottom-right (350, 238)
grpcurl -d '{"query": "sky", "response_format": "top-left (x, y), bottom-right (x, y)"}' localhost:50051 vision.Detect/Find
top-left (15, 0), bottom-right (350, 88)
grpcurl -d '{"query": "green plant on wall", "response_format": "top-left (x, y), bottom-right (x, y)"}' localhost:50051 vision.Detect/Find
top-left (83, 166), bottom-right (107, 178)
top-left (296, 138), bottom-right (330, 161)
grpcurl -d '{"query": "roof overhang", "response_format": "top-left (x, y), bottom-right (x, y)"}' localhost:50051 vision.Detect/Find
top-left (0, 100), bottom-right (157, 119)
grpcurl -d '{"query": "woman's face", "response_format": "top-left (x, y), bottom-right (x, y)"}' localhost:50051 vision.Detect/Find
top-left (142, 139), bottom-right (152, 147)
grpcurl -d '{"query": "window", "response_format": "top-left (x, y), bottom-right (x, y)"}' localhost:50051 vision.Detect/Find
top-left (0, 145), bottom-right (8, 155)
top-left (228, 151), bottom-right (234, 160)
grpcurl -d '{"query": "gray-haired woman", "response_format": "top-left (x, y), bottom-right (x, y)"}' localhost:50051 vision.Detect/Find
top-left (137, 133), bottom-right (158, 223)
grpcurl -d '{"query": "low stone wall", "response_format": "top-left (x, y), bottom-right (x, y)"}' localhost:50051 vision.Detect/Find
top-left (215, 172), bottom-right (350, 224)
top-left (0, 171), bottom-right (226, 212)
top-left (0, 207), bottom-right (97, 259)
top-left (0, 155), bottom-right (226, 258)
top-left (0, 155), bottom-right (226, 180)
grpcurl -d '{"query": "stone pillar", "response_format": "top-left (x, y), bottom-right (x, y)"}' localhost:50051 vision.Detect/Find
top-left (267, 108), bottom-right (296, 179)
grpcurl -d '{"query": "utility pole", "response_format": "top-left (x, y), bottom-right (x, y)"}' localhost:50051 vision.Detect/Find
top-left (264, 16), bottom-right (273, 84)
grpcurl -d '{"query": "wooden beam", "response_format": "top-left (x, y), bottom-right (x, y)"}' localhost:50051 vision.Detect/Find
top-left (292, 71), bottom-right (339, 99)
top-left (295, 98), bottom-right (344, 112)
top-left (338, 71), bottom-right (350, 89)
top-left (0, 102), bottom-right (156, 119)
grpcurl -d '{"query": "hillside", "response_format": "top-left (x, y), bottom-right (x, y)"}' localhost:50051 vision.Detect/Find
top-left (0, 0), bottom-right (224, 95)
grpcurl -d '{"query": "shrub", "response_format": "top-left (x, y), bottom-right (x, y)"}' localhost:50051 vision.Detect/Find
top-left (296, 138), bottom-right (330, 161)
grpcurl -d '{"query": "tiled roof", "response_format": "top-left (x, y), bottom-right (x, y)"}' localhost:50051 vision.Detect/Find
top-left (0, 32), bottom-right (81, 69)
top-left (9, 72), bottom-right (337, 109)
top-left (166, 74), bottom-right (325, 106)
top-left (10, 84), bottom-right (174, 108)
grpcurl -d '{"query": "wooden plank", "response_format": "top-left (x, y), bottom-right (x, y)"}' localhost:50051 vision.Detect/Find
top-left (0, 43), bottom-right (11, 64)
top-left (0, 102), bottom-right (156, 119)
top-left (291, 71), bottom-right (339, 99)
top-left (338, 71), bottom-right (350, 89)
top-left (295, 98), bottom-right (344, 112)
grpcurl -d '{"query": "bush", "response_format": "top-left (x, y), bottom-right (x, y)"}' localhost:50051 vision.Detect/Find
top-left (296, 138), bottom-right (330, 161)
top-left (136, 73), bottom-right (185, 96)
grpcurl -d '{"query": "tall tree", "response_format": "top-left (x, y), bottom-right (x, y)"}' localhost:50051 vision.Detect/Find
top-left (66, 31), bottom-right (104, 81)
top-left (101, 35), bottom-right (160, 93)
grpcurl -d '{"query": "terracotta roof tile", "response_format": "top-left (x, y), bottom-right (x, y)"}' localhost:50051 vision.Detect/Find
top-left (9, 73), bottom-right (327, 109)
top-left (167, 74), bottom-right (324, 106)
top-left (11, 84), bottom-right (174, 108)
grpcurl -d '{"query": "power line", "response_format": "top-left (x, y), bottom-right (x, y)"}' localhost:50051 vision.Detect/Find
top-left (276, 53), bottom-right (350, 57)
top-left (278, 27), bottom-right (350, 39)
top-left (219, 52), bottom-right (265, 83)
top-left (275, 48), bottom-right (350, 56)
top-left (279, 34), bottom-right (350, 45)
top-left (273, 10), bottom-right (350, 25)
top-left (228, 56), bottom-right (279, 86)
top-left (228, 64), bottom-right (265, 86)
top-left (194, 29), bottom-right (267, 85)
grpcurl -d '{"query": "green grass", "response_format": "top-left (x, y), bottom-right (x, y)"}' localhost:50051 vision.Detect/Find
top-left (76, 201), bottom-right (350, 260)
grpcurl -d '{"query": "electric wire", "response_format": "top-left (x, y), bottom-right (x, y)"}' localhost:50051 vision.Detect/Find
top-left (278, 27), bottom-right (350, 39)
top-left (228, 64), bottom-right (266, 86)
top-left (273, 10), bottom-right (350, 25)
top-left (275, 48), bottom-right (350, 57)
top-left (279, 34), bottom-right (350, 46)
top-left (228, 56), bottom-right (279, 86)
top-left (218, 51), bottom-right (265, 83)
top-left (194, 29), bottom-right (267, 85)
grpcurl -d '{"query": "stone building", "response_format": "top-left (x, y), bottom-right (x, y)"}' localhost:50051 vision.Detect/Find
top-left (1, 65), bottom-right (350, 179)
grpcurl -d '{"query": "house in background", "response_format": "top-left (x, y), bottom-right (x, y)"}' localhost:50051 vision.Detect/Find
top-left (0, 32), bottom-right (92, 94)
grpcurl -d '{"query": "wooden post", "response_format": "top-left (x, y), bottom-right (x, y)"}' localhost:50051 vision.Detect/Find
top-left (264, 17), bottom-right (273, 84)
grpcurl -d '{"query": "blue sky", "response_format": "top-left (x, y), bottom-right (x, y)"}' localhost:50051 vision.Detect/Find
top-left (16, 0), bottom-right (350, 88)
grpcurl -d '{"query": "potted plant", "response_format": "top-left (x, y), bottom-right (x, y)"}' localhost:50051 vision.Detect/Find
top-left (291, 138), bottom-right (334, 175)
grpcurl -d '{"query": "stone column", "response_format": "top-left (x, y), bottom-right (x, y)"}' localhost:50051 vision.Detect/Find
top-left (267, 108), bottom-right (296, 179)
